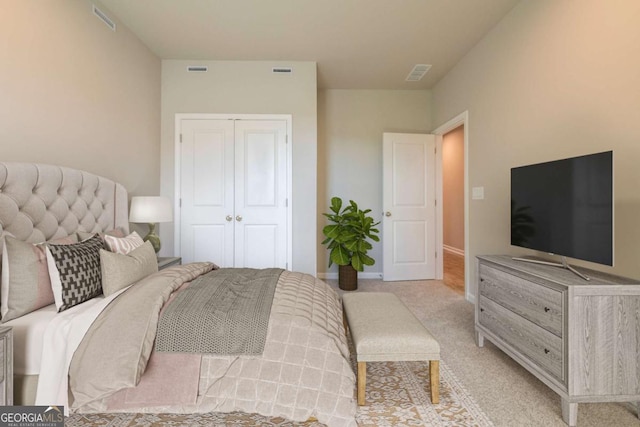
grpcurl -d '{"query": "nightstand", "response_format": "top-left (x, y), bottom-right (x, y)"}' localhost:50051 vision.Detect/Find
top-left (157, 257), bottom-right (182, 270)
top-left (0, 326), bottom-right (13, 406)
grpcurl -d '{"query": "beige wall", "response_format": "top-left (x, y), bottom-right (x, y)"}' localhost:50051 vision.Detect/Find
top-left (443, 125), bottom-right (465, 253)
top-left (160, 60), bottom-right (317, 274)
top-left (318, 89), bottom-right (432, 276)
top-left (432, 0), bottom-right (640, 298)
top-left (0, 0), bottom-right (160, 197)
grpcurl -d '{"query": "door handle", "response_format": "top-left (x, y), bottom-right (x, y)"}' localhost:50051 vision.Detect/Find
top-left (226, 215), bottom-right (233, 222)
top-left (385, 211), bottom-right (392, 217)
top-left (236, 215), bottom-right (243, 222)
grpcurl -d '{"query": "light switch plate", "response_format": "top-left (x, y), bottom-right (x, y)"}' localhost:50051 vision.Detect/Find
top-left (472, 186), bottom-right (485, 200)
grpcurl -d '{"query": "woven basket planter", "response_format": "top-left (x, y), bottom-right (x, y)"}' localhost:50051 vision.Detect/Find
top-left (339, 264), bottom-right (358, 291)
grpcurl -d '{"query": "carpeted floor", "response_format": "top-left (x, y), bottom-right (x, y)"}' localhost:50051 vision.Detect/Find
top-left (331, 278), bottom-right (640, 427)
top-left (66, 278), bottom-right (640, 426)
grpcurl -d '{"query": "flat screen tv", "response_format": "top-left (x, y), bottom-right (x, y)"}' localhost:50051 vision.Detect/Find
top-left (511, 151), bottom-right (613, 272)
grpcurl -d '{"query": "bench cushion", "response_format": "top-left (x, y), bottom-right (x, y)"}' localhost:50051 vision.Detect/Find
top-left (343, 292), bottom-right (440, 362)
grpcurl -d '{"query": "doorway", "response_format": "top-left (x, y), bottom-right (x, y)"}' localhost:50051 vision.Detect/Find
top-left (442, 125), bottom-right (465, 294)
top-left (433, 111), bottom-right (470, 301)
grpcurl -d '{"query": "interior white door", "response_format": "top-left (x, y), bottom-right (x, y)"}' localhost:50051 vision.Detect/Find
top-left (180, 119), bottom-right (235, 266)
top-left (382, 132), bottom-right (436, 281)
top-left (179, 118), bottom-right (288, 268)
top-left (233, 120), bottom-right (288, 269)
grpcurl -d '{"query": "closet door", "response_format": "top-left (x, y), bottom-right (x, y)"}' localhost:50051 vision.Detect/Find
top-left (180, 119), bottom-right (235, 266)
top-left (179, 117), bottom-right (289, 269)
top-left (234, 120), bottom-right (288, 269)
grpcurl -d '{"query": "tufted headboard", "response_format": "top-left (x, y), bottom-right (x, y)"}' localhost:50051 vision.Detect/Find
top-left (0, 163), bottom-right (129, 243)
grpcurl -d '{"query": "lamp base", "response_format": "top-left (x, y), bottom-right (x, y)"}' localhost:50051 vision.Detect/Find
top-left (143, 223), bottom-right (161, 254)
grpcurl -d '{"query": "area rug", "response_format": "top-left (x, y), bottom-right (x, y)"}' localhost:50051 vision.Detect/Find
top-left (66, 359), bottom-right (493, 427)
top-left (356, 360), bottom-right (493, 426)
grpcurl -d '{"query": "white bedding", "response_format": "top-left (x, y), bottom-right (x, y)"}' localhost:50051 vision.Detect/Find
top-left (35, 286), bottom-right (129, 414)
top-left (4, 304), bottom-right (57, 375)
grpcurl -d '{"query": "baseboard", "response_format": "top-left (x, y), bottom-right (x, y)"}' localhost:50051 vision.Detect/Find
top-left (443, 245), bottom-right (465, 257)
top-left (317, 272), bottom-right (383, 280)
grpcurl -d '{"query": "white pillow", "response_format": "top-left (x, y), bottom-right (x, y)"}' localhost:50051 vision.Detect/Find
top-left (104, 231), bottom-right (144, 255)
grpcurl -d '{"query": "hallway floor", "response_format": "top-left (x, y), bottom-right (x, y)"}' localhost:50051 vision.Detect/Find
top-left (443, 250), bottom-right (465, 294)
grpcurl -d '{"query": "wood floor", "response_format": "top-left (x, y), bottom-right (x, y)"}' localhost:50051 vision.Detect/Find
top-left (443, 250), bottom-right (465, 294)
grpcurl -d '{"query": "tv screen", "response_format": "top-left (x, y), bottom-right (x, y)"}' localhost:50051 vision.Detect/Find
top-left (511, 151), bottom-right (613, 266)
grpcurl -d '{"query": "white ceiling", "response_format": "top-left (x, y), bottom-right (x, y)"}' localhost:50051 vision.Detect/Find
top-left (100, 0), bottom-right (520, 90)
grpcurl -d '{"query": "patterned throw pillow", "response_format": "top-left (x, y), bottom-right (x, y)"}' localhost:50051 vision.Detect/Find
top-left (46, 234), bottom-right (104, 312)
top-left (104, 231), bottom-right (144, 255)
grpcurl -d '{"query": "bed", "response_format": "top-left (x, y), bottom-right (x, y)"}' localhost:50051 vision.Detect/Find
top-left (0, 163), bottom-right (357, 427)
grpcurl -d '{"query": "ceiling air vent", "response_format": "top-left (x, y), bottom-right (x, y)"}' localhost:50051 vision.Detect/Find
top-left (187, 66), bottom-right (208, 72)
top-left (405, 64), bottom-right (432, 82)
top-left (93, 5), bottom-right (116, 31)
top-left (272, 67), bottom-right (293, 74)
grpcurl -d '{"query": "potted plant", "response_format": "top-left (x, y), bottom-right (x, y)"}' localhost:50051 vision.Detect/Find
top-left (322, 197), bottom-right (380, 290)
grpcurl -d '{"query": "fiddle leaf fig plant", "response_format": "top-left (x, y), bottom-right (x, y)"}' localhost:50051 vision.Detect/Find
top-left (321, 197), bottom-right (380, 271)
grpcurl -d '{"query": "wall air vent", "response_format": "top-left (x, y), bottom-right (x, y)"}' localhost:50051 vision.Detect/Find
top-left (272, 67), bottom-right (293, 74)
top-left (187, 66), bottom-right (208, 72)
top-left (405, 64), bottom-right (432, 81)
top-left (93, 5), bottom-right (116, 31)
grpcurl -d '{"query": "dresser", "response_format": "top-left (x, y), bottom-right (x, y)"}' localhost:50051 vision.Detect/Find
top-left (475, 255), bottom-right (640, 426)
top-left (0, 326), bottom-right (13, 405)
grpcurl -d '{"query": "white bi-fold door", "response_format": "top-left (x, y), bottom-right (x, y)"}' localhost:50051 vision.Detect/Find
top-left (382, 132), bottom-right (436, 281)
top-left (178, 117), bottom-right (289, 269)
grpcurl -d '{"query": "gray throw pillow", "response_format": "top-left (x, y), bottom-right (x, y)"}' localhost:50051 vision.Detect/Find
top-left (1, 234), bottom-right (78, 322)
top-left (100, 241), bottom-right (159, 296)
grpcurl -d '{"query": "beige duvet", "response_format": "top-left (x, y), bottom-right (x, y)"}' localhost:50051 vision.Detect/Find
top-left (68, 264), bottom-right (357, 427)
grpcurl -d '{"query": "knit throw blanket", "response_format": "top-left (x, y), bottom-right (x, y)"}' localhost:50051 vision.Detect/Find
top-left (155, 268), bottom-right (283, 355)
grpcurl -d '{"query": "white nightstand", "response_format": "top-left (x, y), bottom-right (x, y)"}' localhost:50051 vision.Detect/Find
top-left (157, 257), bottom-right (182, 270)
top-left (0, 326), bottom-right (13, 406)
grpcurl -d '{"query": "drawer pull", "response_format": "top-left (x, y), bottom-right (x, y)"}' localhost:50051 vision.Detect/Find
top-left (480, 278), bottom-right (484, 282)
top-left (544, 348), bottom-right (550, 354)
top-left (480, 308), bottom-right (484, 312)
top-left (544, 307), bottom-right (550, 313)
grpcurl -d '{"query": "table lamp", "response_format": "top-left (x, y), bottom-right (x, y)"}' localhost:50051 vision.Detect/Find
top-left (129, 196), bottom-right (173, 254)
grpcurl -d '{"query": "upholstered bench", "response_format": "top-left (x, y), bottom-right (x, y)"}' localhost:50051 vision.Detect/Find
top-left (342, 292), bottom-right (440, 405)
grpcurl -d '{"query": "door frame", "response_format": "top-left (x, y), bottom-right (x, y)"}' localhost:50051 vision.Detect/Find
top-left (432, 111), bottom-right (471, 303)
top-left (174, 113), bottom-right (293, 269)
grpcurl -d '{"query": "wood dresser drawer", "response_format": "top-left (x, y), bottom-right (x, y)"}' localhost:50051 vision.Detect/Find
top-left (479, 263), bottom-right (564, 337)
top-left (479, 296), bottom-right (564, 382)
top-left (475, 255), bottom-right (640, 426)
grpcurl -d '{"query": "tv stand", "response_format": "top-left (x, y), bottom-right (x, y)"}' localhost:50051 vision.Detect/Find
top-left (476, 255), bottom-right (640, 426)
top-left (512, 256), bottom-right (590, 281)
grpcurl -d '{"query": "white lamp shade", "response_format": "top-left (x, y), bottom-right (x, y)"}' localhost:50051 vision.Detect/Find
top-left (129, 196), bottom-right (173, 223)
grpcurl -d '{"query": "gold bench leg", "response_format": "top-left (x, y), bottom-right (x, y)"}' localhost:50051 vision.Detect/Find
top-left (430, 360), bottom-right (440, 404)
top-left (357, 361), bottom-right (367, 405)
